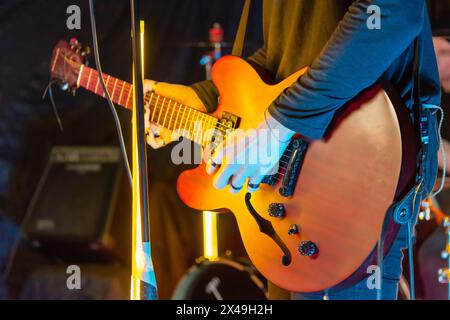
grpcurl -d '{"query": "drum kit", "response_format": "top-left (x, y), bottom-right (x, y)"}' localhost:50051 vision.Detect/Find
top-left (172, 253), bottom-right (267, 300)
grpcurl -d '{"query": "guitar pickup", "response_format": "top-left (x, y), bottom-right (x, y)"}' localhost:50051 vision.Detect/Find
top-left (279, 138), bottom-right (308, 198)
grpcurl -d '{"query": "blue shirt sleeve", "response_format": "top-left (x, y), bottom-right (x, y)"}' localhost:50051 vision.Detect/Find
top-left (269, 0), bottom-right (428, 140)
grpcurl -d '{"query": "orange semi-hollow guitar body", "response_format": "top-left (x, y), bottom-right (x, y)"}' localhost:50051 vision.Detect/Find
top-left (177, 56), bottom-right (402, 293)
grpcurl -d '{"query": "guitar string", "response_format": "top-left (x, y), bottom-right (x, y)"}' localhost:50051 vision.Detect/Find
top-left (80, 68), bottom-right (296, 167)
top-left (67, 53), bottom-right (284, 136)
top-left (78, 64), bottom-right (222, 143)
top-left (70, 54), bottom-right (296, 177)
top-left (72, 55), bottom-right (296, 154)
top-left (81, 69), bottom-right (297, 160)
top-left (69, 53), bottom-right (226, 133)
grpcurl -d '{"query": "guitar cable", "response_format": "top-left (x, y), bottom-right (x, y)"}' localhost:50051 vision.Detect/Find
top-left (42, 79), bottom-right (64, 133)
top-left (427, 104), bottom-right (446, 198)
top-left (89, 0), bottom-right (132, 184)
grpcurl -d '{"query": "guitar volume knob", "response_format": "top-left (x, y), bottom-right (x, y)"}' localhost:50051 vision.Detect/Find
top-left (298, 241), bottom-right (319, 257)
top-left (268, 203), bottom-right (285, 218)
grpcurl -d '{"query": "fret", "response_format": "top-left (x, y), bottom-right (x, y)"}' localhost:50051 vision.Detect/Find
top-left (179, 103), bottom-right (186, 131)
top-left (77, 65), bottom-right (84, 88)
top-left (151, 95), bottom-right (160, 122)
top-left (162, 99), bottom-right (171, 128)
top-left (200, 113), bottom-right (209, 145)
top-left (193, 112), bottom-right (202, 144)
top-left (157, 97), bottom-right (166, 125)
top-left (146, 92), bottom-right (154, 115)
top-left (204, 114), bottom-right (211, 144)
top-left (125, 86), bottom-right (132, 109)
top-left (191, 111), bottom-right (198, 143)
top-left (173, 102), bottom-right (181, 130)
top-left (198, 112), bottom-right (205, 144)
top-left (94, 74), bottom-right (100, 94)
top-left (76, 66), bottom-right (220, 146)
top-left (104, 75), bottom-right (110, 97)
top-left (111, 78), bottom-right (118, 101)
top-left (185, 108), bottom-right (193, 139)
top-left (167, 100), bottom-right (176, 130)
top-left (191, 111), bottom-right (198, 141)
top-left (87, 68), bottom-right (93, 90)
top-left (118, 81), bottom-right (125, 106)
top-left (201, 114), bottom-right (209, 146)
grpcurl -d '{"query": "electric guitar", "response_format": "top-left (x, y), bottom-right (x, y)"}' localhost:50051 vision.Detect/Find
top-left (50, 39), bottom-right (412, 293)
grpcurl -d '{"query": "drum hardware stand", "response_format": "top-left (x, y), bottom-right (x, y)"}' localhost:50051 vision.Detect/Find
top-left (129, 1), bottom-right (156, 300)
top-left (200, 23), bottom-right (224, 80)
top-left (87, 0), bottom-right (155, 299)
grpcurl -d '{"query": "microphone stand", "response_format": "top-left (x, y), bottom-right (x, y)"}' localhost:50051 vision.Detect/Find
top-left (130, 0), bottom-right (156, 300)
top-left (200, 23), bottom-right (224, 80)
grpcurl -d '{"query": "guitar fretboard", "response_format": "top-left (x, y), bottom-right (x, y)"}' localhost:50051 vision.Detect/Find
top-left (77, 65), bottom-right (218, 147)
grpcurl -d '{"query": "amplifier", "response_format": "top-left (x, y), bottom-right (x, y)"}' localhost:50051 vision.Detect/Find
top-left (23, 146), bottom-right (126, 262)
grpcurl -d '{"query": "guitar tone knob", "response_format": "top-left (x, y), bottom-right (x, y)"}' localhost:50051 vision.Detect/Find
top-left (298, 241), bottom-right (319, 257)
top-left (268, 203), bottom-right (285, 218)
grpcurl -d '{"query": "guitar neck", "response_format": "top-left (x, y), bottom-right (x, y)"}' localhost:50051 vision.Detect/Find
top-left (77, 65), bottom-right (218, 147)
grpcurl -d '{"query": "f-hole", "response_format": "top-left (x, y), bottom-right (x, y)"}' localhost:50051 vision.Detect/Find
top-left (244, 193), bottom-right (292, 266)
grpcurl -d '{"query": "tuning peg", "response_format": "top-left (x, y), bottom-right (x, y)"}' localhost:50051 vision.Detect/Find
top-left (70, 38), bottom-right (82, 53)
top-left (69, 38), bottom-right (78, 47)
top-left (81, 46), bottom-right (91, 57)
top-left (59, 81), bottom-right (69, 91)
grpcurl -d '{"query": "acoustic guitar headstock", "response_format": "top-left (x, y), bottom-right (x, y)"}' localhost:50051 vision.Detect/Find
top-left (50, 38), bottom-right (90, 93)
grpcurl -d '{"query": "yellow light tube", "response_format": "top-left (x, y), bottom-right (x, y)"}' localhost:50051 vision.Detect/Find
top-left (130, 20), bottom-right (146, 301)
top-left (203, 211), bottom-right (218, 260)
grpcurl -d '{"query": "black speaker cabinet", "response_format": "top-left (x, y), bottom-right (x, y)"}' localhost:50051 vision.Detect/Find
top-left (24, 146), bottom-right (127, 262)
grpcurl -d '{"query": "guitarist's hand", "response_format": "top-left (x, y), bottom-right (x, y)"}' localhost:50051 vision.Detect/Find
top-left (143, 79), bottom-right (207, 149)
top-left (206, 112), bottom-right (295, 194)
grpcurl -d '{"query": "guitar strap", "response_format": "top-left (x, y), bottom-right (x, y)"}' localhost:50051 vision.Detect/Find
top-left (232, 0), bottom-right (252, 57)
top-left (387, 3), bottom-right (443, 300)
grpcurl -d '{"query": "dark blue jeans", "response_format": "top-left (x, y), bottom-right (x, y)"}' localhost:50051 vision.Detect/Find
top-left (293, 224), bottom-right (408, 300)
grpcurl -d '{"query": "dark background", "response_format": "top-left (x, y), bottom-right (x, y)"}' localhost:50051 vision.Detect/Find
top-left (0, 0), bottom-right (263, 299)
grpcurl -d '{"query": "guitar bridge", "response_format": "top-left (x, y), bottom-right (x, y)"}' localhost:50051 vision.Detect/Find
top-left (209, 111), bottom-right (240, 151)
top-left (262, 138), bottom-right (308, 197)
top-left (217, 112), bottom-right (240, 135)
